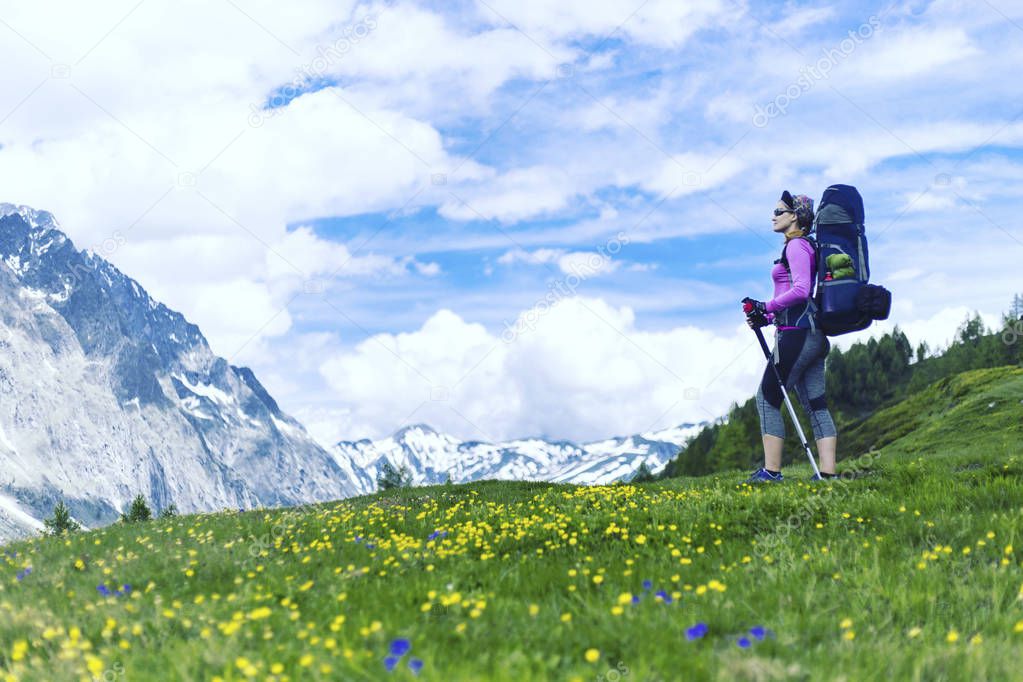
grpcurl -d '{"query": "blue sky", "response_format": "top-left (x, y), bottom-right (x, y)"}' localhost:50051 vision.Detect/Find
top-left (1, 0), bottom-right (1022, 445)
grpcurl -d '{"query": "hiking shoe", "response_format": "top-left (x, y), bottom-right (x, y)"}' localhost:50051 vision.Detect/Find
top-left (745, 468), bottom-right (783, 484)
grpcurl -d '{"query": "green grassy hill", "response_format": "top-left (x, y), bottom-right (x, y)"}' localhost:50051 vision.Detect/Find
top-left (2, 366), bottom-right (1022, 681)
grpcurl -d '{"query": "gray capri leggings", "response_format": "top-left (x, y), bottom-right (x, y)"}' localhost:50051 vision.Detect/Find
top-left (755, 327), bottom-right (837, 439)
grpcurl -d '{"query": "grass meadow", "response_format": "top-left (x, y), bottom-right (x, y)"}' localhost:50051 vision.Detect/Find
top-left (2, 366), bottom-right (1022, 681)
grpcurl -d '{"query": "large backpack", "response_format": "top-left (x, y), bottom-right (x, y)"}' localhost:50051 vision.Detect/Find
top-left (779, 184), bottom-right (891, 336)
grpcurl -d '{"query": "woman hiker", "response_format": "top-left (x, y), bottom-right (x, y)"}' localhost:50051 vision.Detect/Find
top-left (742, 191), bottom-right (837, 483)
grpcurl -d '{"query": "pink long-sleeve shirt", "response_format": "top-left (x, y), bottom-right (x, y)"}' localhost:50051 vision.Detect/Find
top-left (764, 237), bottom-right (815, 330)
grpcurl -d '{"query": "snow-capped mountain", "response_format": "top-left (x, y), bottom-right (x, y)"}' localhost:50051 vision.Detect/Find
top-left (0, 204), bottom-right (361, 542)
top-left (331, 421), bottom-right (707, 493)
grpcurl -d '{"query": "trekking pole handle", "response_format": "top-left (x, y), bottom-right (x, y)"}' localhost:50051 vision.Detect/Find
top-left (742, 299), bottom-right (772, 360)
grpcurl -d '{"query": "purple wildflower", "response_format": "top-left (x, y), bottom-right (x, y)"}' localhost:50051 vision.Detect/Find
top-left (384, 656), bottom-right (399, 672)
top-left (390, 638), bottom-right (411, 657)
top-left (686, 622), bottom-right (708, 641)
top-left (737, 637), bottom-right (752, 648)
top-left (750, 626), bottom-right (766, 640)
top-left (408, 658), bottom-right (424, 675)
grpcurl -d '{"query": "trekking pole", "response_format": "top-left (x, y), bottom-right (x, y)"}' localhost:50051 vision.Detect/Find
top-left (745, 312), bottom-right (823, 478)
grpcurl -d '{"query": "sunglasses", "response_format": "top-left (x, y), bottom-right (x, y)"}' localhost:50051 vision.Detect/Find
top-left (773, 208), bottom-right (794, 216)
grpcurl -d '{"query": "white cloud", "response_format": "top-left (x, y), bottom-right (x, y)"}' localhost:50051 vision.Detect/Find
top-left (766, 6), bottom-right (837, 36)
top-left (497, 247), bottom-right (565, 266)
top-left (897, 191), bottom-right (957, 213)
top-left (268, 226), bottom-right (425, 280)
top-left (496, 247), bottom-right (629, 278)
top-left (556, 251), bottom-right (622, 278)
top-left (575, 88), bottom-right (675, 135)
top-left (323, 2), bottom-right (574, 118)
top-left (188, 278), bottom-right (294, 358)
top-left (641, 153), bottom-right (747, 197)
top-left (476, 0), bottom-right (739, 49)
top-left (413, 260), bottom-right (441, 276)
top-left (317, 296), bottom-right (760, 442)
top-left (308, 284), bottom-right (1017, 445)
top-left (886, 267), bottom-right (923, 283)
top-left (705, 89), bottom-right (758, 125)
top-left (847, 304), bottom-right (1004, 358)
top-left (734, 120), bottom-right (1023, 181)
top-left (848, 27), bottom-right (980, 82)
top-left (440, 165), bottom-right (579, 223)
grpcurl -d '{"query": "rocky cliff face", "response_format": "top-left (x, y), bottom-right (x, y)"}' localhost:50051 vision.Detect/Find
top-left (0, 204), bottom-right (360, 542)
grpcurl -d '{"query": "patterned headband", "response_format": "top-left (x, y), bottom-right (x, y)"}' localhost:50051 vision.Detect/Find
top-left (781, 191), bottom-right (814, 228)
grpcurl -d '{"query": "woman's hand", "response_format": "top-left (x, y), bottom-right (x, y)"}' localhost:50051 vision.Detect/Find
top-left (742, 297), bottom-right (769, 328)
top-left (742, 298), bottom-right (768, 317)
top-left (746, 313), bottom-right (769, 329)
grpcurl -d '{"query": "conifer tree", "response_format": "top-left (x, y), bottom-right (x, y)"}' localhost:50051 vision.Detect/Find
top-left (377, 462), bottom-right (413, 490)
top-left (43, 500), bottom-right (80, 536)
top-left (631, 462), bottom-right (655, 483)
top-left (121, 494), bottom-right (153, 523)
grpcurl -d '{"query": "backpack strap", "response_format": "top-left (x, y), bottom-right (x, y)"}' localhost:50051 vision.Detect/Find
top-left (775, 235), bottom-right (816, 274)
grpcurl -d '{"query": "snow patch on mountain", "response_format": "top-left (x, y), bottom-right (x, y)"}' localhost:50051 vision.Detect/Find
top-left (332, 421), bottom-right (707, 493)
